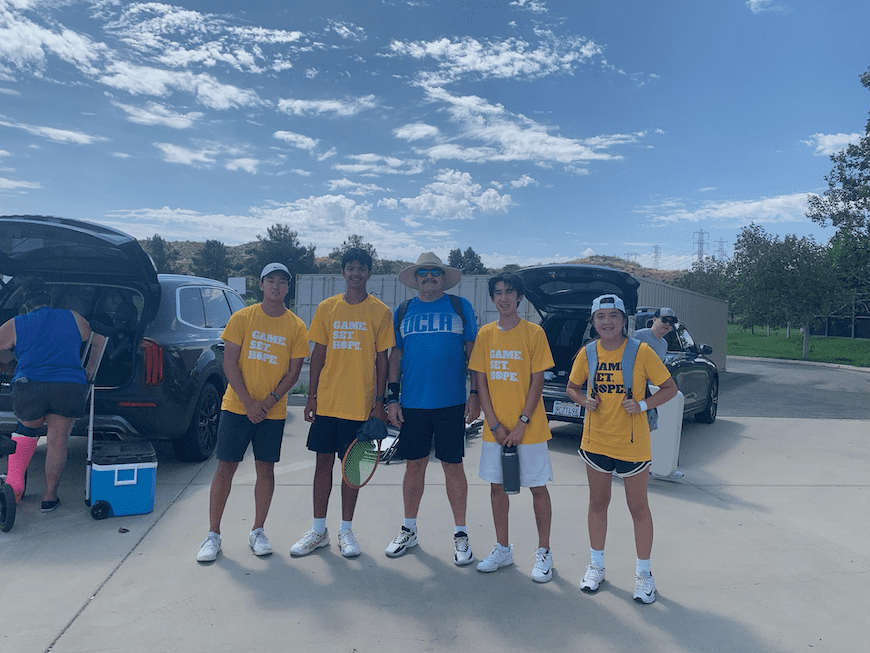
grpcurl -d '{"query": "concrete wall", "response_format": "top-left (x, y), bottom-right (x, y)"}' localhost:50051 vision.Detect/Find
top-left (295, 272), bottom-right (728, 370)
top-left (637, 276), bottom-right (728, 371)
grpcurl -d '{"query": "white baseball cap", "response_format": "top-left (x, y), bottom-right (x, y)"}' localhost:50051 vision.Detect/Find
top-left (591, 294), bottom-right (626, 315)
top-left (260, 262), bottom-right (291, 280)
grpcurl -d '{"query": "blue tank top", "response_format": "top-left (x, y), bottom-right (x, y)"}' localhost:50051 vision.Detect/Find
top-left (14, 307), bottom-right (87, 384)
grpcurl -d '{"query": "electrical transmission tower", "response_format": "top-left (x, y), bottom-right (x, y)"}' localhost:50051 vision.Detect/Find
top-left (624, 252), bottom-right (639, 263)
top-left (651, 245), bottom-right (661, 269)
top-left (693, 230), bottom-right (708, 262)
top-left (715, 239), bottom-right (727, 260)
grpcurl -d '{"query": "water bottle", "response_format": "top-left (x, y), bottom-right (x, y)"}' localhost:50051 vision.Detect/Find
top-left (502, 445), bottom-right (520, 494)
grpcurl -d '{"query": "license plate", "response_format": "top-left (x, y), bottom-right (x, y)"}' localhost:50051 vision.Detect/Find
top-left (553, 400), bottom-right (582, 419)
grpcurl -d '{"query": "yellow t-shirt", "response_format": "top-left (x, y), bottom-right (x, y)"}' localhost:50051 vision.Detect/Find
top-left (220, 304), bottom-right (310, 420)
top-left (307, 294), bottom-right (395, 421)
top-left (568, 339), bottom-right (671, 461)
top-left (468, 319), bottom-right (555, 445)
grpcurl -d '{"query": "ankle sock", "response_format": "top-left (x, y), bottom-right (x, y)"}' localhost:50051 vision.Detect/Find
top-left (591, 548), bottom-right (605, 568)
top-left (312, 517), bottom-right (327, 534)
top-left (403, 517), bottom-right (417, 532)
top-left (339, 520), bottom-right (353, 532)
top-left (636, 558), bottom-right (651, 577)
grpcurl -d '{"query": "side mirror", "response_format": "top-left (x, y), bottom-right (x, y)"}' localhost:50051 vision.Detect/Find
top-left (699, 344), bottom-right (713, 356)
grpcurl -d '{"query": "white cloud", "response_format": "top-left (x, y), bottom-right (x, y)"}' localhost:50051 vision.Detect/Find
top-left (328, 178), bottom-right (388, 195)
top-left (509, 0), bottom-right (549, 13)
top-left (416, 85), bottom-right (633, 165)
top-left (273, 130), bottom-right (319, 151)
top-left (328, 20), bottom-right (366, 41)
top-left (110, 98), bottom-right (202, 129)
top-left (0, 116), bottom-right (107, 144)
top-left (99, 62), bottom-right (261, 110)
top-left (0, 176), bottom-right (40, 190)
top-left (394, 123), bottom-right (440, 141)
top-left (746, 1), bottom-right (789, 15)
top-left (639, 192), bottom-right (813, 229)
top-left (510, 174), bottom-right (538, 188)
top-left (395, 169), bottom-right (512, 220)
top-left (389, 32), bottom-right (602, 83)
top-left (225, 157), bottom-right (259, 174)
top-left (333, 153), bottom-right (425, 176)
top-left (802, 132), bottom-right (863, 156)
top-left (153, 142), bottom-right (217, 166)
top-left (277, 95), bottom-right (378, 117)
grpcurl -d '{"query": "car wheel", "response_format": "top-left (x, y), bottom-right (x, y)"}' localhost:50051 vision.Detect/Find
top-left (695, 376), bottom-right (718, 424)
top-left (0, 482), bottom-right (17, 532)
top-left (173, 383), bottom-right (220, 462)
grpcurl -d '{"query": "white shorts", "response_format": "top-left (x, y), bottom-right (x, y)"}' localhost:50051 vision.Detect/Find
top-left (478, 440), bottom-right (554, 487)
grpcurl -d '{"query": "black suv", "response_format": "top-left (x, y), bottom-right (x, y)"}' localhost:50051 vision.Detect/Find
top-left (515, 264), bottom-right (718, 428)
top-left (0, 215), bottom-right (246, 461)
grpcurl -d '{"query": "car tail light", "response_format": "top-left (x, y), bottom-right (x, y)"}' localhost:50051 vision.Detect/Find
top-left (142, 338), bottom-right (164, 386)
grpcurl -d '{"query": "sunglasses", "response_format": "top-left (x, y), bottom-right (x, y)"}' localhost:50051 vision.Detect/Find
top-left (662, 317), bottom-right (677, 325)
top-left (416, 268), bottom-right (443, 277)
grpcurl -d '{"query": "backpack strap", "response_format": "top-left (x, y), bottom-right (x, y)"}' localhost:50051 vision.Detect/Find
top-left (621, 337), bottom-right (641, 400)
top-left (396, 298), bottom-right (412, 330)
top-left (447, 293), bottom-right (467, 331)
top-left (585, 340), bottom-right (598, 398)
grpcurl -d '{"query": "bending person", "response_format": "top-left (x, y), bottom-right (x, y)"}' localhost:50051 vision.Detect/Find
top-left (0, 279), bottom-right (91, 511)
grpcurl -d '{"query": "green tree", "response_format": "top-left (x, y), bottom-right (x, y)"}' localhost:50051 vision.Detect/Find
top-left (320, 234), bottom-right (379, 273)
top-left (192, 239), bottom-right (230, 282)
top-left (253, 224), bottom-right (317, 301)
top-left (141, 234), bottom-right (175, 274)
top-left (730, 224), bottom-right (777, 332)
top-left (448, 246), bottom-right (488, 275)
top-left (674, 257), bottom-right (733, 303)
top-left (806, 66), bottom-right (870, 336)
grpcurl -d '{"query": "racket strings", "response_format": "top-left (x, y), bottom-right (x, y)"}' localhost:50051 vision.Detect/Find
top-left (343, 440), bottom-right (380, 488)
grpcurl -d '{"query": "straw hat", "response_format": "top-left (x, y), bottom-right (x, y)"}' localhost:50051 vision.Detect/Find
top-left (398, 252), bottom-right (462, 290)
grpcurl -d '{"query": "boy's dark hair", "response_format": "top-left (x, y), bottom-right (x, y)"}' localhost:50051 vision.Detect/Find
top-left (341, 247), bottom-right (373, 271)
top-left (21, 277), bottom-right (51, 311)
top-left (488, 272), bottom-right (524, 299)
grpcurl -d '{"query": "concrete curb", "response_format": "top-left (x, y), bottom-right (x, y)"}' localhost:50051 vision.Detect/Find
top-left (727, 355), bottom-right (870, 373)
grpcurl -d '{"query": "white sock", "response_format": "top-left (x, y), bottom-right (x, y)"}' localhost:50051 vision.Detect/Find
top-left (340, 520), bottom-right (353, 532)
top-left (454, 524), bottom-right (467, 535)
top-left (636, 558), bottom-right (651, 577)
top-left (591, 548), bottom-right (605, 568)
top-left (313, 518), bottom-right (327, 534)
top-left (403, 517), bottom-right (417, 532)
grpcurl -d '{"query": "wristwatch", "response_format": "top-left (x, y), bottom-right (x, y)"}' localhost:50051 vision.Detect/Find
top-left (519, 414), bottom-right (530, 424)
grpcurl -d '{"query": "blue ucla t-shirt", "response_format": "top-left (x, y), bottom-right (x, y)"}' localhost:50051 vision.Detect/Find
top-left (395, 295), bottom-right (477, 409)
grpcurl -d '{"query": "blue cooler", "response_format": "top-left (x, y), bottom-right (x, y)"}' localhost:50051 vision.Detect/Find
top-left (89, 441), bottom-right (157, 517)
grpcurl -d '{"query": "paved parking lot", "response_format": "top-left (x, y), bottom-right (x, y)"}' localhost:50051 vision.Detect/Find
top-left (1, 357), bottom-right (868, 653)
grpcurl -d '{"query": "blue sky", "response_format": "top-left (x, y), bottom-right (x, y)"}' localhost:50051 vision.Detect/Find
top-left (1, 0), bottom-right (868, 270)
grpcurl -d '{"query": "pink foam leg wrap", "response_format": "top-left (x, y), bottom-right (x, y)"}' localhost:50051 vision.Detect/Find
top-left (7, 435), bottom-right (38, 501)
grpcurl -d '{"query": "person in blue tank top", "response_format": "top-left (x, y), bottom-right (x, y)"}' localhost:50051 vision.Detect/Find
top-left (384, 252), bottom-right (481, 566)
top-left (0, 278), bottom-right (91, 512)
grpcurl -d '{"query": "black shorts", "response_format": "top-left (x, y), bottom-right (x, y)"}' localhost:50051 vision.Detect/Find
top-left (396, 405), bottom-right (466, 464)
top-left (12, 380), bottom-right (88, 422)
top-left (580, 449), bottom-right (650, 479)
top-left (306, 415), bottom-right (363, 456)
top-left (215, 410), bottom-right (285, 463)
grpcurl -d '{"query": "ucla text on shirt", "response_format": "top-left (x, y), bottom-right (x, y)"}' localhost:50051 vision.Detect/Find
top-left (403, 313), bottom-right (460, 335)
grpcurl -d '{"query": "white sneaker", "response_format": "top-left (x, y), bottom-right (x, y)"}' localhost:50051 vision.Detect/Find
top-left (338, 529), bottom-right (361, 558)
top-left (531, 547), bottom-right (553, 583)
top-left (197, 532), bottom-right (221, 562)
top-left (248, 528), bottom-right (273, 556)
top-left (476, 544), bottom-right (513, 572)
top-left (385, 526), bottom-right (418, 558)
top-left (633, 573), bottom-right (656, 604)
top-left (453, 531), bottom-right (474, 566)
top-left (580, 564), bottom-right (605, 592)
top-left (290, 528), bottom-right (330, 556)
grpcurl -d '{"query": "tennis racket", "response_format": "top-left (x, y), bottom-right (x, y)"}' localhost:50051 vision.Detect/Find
top-left (342, 437), bottom-right (381, 489)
